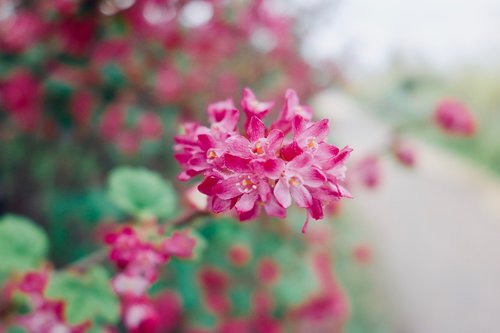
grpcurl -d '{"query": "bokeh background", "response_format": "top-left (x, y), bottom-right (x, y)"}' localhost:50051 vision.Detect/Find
top-left (1, 0), bottom-right (500, 332)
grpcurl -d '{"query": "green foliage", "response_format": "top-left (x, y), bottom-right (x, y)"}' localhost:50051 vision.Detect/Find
top-left (107, 167), bottom-right (177, 220)
top-left (0, 215), bottom-right (48, 275)
top-left (46, 266), bottom-right (120, 326)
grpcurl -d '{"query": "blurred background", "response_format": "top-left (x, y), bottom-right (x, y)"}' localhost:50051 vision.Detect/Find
top-left (1, 0), bottom-right (500, 332)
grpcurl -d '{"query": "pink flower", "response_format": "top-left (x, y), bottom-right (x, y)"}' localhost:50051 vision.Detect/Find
top-left (105, 227), bottom-right (143, 269)
top-left (257, 258), bottom-right (280, 284)
top-left (355, 156), bottom-right (381, 189)
top-left (161, 230), bottom-right (197, 259)
top-left (137, 112), bottom-right (163, 140)
top-left (123, 299), bottom-right (160, 333)
top-left (175, 89), bottom-right (352, 232)
top-left (0, 11), bottom-right (44, 53)
top-left (271, 89), bottom-right (312, 134)
top-left (228, 244), bottom-right (251, 267)
top-left (434, 99), bottom-right (476, 136)
top-left (18, 271), bottom-right (48, 295)
top-left (392, 140), bottom-right (416, 167)
top-left (0, 70), bottom-right (42, 130)
top-left (241, 88), bottom-right (274, 122)
top-left (112, 273), bottom-right (150, 297)
top-left (152, 291), bottom-right (182, 333)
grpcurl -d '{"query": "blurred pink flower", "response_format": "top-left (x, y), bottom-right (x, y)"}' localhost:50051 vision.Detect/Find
top-left (161, 230), bottom-right (197, 259)
top-left (434, 99), bottom-right (476, 136)
top-left (0, 11), bottom-right (45, 53)
top-left (0, 70), bottom-right (42, 130)
top-left (355, 156), bottom-right (381, 189)
top-left (393, 140), bottom-right (416, 167)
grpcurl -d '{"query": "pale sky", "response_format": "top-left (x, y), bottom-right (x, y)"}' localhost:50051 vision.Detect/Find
top-left (299, 0), bottom-right (500, 73)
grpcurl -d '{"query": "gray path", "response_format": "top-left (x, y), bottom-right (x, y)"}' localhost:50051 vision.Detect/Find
top-left (313, 91), bottom-right (500, 333)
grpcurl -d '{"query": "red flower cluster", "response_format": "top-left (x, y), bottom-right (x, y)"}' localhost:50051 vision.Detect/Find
top-left (175, 88), bottom-right (352, 232)
top-left (11, 272), bottom-right (89, 333)
top-left (105, 227), bottom-right (195, 332)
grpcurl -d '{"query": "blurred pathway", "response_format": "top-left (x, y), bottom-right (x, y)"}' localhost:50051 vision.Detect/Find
top-left (313, 91), bottom-right (500, 333)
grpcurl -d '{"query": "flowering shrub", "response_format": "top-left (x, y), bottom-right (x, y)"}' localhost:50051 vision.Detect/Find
top-left (175, 88), bottom-right (352, 231)
top-left (0, 1), bottom-right (480, 332)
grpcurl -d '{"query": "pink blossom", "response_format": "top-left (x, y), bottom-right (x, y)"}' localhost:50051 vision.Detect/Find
top-left (123, 299), bottom-right (160, 333)
top-left (137, 112), bottom-right (163, 140)
top-left (271, 89), bottom-right (312, 134)
top-left (228, 244), bottom-right (251, 267)
top-left (0, 70), bottom-right (42, 130)
top-left (152, 291), bottom-right (182, 333)
top-left (241, 88), bottom-right (274, 122)
top-left (355, 156), bottom-right (381, 189)
top-left (434, 99), bottom-right (476, 136)
top-left (257, 258), bottom-right (280, 284)
top-left (105, 227), bottom-right (143, 269)
top-left (0, 11), bottom-right (44, 53)
top-left (175, 89), bottom-right (351, 232)
top-left (161, 230), bottom-right (197, 259)
top-left (392, 140), bottom-right (416, 167)
top-left (112, 273), bottom-right (150, 297)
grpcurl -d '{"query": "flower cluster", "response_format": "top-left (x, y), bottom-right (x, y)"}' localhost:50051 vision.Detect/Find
top-left (10, 271), bottom-right (89, 333)
top-left (175, 88), bottom-right (352, 232)
top-left (105, 226), bottom-right (195, 332)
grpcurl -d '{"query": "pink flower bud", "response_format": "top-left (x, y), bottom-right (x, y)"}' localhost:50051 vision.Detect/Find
top-left (434, 99), bottom-right (476, 136)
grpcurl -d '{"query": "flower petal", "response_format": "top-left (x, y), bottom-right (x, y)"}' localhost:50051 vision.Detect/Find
top-left (290, 185), bottom-right (312, 208)
top-left (266, 129), bottom-right (284, 154)
top-left (238, 203), bottom-right (260, 221)
top-left (197, 133), bottom-right (216, 151)
top-left (301, 119), bottom-right (329, 142)
top-left (208, 196), bottom-right (232, 213)
top-left (280, 141), bottom-right (303, 161)
top-left (308, 198), bottom-right (324, 220)
top-left (226, 135), bottom-right (251, 157)
top-left (224, 154), bottom-right (252, 173)
top-left (198, 175), bottom-right (220, 195)
top-left (250, 159), bottom-right (284, 179)
top-left (246, 116), bottom-right (267, 142)
top-left (287, 152), bottom-right (312, 170)
top-left (274, 178), bottom-right (291, 208)
top-left (302, 167), bottom-right (327, 187)
top-left (235, 191), bottom-right (258, 212)
top-left (214, 177), bottom-right (242, 200)
top-left (264, 195), bottom-right (286, 219)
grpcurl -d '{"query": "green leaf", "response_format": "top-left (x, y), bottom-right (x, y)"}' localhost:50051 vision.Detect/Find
top-left (46, 267), bottom-right (120, 325)
top-left (107, 167), bottom-right (177, 219)
top-left (0, 215), bottom-right (48, 274)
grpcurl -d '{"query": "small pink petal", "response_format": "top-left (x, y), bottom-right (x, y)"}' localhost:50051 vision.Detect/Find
top-left (302, 167), bottom-right (327, 187)
top-left (246, 116), bottom-right (267, 142)
top-left (226, 135), bottom-right (252, 158)
top-left (208, 196), bottom-right (232, 213)
top-left (214, 177), bottom-right (242, 200)
top-left (235, 191), bottom-right (259, 213)
top-left (301, 119), bottom-right (330, 142)
top-left (288, 152), bottom-right (313, 170)
top-left (266, 129), bottom-right (284, 154)
top-left (274, 178), bottom-right (291, 208)
top-left (290, 185), bottom-right (313, 208)
top-left (224, 154), bottom-right (252, 173)
top-left (198, 176), bottom-right (220, 195)
top-left (280, 141), bottom-right (303, 161)
top-left (264, 195), bottom-right (286, 219)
